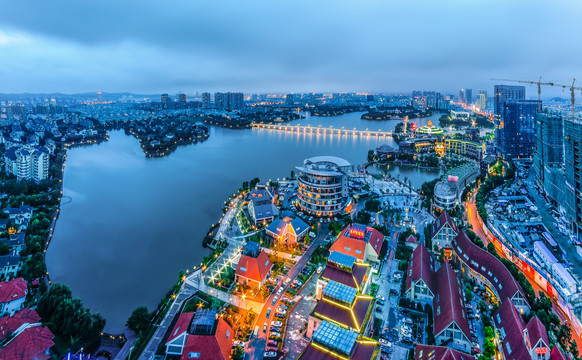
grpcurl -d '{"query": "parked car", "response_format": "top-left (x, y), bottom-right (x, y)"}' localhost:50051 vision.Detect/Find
top-left (266, 346), bottom-right (278, 352)
top-left (271, 296), bottom-right (278, 306)
top-left (270, 331), bottom-right (281, 338)
top-left (275, 313), bottom-right (285, 319)
top-left (376, 295), bottom-right (385, 302)
top-left (375, 307), bottom-right (383, 313)
top-left (276, 309), bottom-right (287, 315)
top-left (277, 287), bottom-right (284, 295)
top-left (278, 304), bottom-right (288, 310)
top-left (264, 351), bottom-right (277, 358)
top-left (268, 340), bottom-right (279, 346)
top-left (263, 323), bottom-right (268, 333)
top-left (266, 308), bottom-right (272, 318)
top-left (271, 321), bottom-right (283, 327)
top-left (377, 300), bottom-right (385, 306)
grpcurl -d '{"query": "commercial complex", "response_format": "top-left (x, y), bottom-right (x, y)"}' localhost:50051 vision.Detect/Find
top-left (564, 118), bottom-right (582, 240)
top-left (534, 112), bottom-right (566, 206)
top-left (296, 156), bottom-right (351, 217)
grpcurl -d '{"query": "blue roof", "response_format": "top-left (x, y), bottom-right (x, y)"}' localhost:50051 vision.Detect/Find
top-left (291, 218), bottom-right (309, 236)
top-left (312, 320), bottom-right (358, 355)
top-left (243, 241), bottom-right (261, 257)
top-left (328, 251), bottom-right (356, 269)
top-left (266, 218), bottom-right (287, 236)
top-left (322, 280), bottom-right (357, 305)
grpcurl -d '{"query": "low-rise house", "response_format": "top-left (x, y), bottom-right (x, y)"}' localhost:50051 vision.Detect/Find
top-left (493, 300), bottom-right (550, 360)
top-left (430, 212), bottom-right (458, 251)
top-left (433, 263), bottom-right (472, 353)
top-left (2, 233), bottom-right (25, 253)
top-left (0, 308), bottom-right (55, 360)
top-left (235, 242), bottom-right (273, 289)
top-left (329, 223), bottom-right (384, 263)
top-left (404, 244), bottom-right (435, 305)
top-left (0, 277), bottom-right (27, 315)
top-left (299, 320), bottom-right (379, 360)
top-left (265, 211), bottom-right (309, 246)
top-left (165, 309), bottom-right (234, 360)
top-left (318, 251), bottom-right (371, 295)
top-left (0, 255), bottom-right (20, 280)
top-left (247, 187), bottom-right (278, 225)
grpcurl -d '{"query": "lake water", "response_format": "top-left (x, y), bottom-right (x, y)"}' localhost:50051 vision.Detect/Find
top-left (46, 111), bottom-right (442, 332)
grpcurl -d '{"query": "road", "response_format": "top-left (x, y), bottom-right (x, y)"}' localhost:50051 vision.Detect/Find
top-left (245, 228), bottom-right (331, 360)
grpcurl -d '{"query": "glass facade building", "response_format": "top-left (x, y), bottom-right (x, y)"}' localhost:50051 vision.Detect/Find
top-left (534, 112), bottom-right (565, 205)
top-left (494, 85), bottom-right (525, 152)
top-left (500, 99), bottom-right (540, 158)
top-left (565, 118), bottom-right (582, 240)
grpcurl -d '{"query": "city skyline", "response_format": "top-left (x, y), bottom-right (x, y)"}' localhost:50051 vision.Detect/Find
top-left (1, 0), bottom-right (581, 94)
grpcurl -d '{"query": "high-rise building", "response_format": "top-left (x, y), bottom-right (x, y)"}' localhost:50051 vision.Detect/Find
top-left (411, 91), bottom-right (425, 110)
top-left (214, 92), bottom-right (244, 111)
top-left (214, 92), bottom-right (227, 110)
top-left (161, 93), bottom-right (171, 109)
top-left (534, 112), bottom-right (565, 206)
top-left (564, 118), bottom-right (582, 240)
top-left (228, 92), bottom-right (244, 110)
top-left (202, 92), bottom-right (211, 108)
top-left (178, 93), bottom-right (187, 103)
top-left (494, 85), bottom-right (526, 151)
top-left (366, 94), bottom-right (374, 102)
top-left (285, 94), bottom-right (294, 105)
top-left (500, 99), bottom-right (539, 158)
top-left (459, 89), bottom-right (473, 105)
top-left (477, 90), bottom-right (487, 110)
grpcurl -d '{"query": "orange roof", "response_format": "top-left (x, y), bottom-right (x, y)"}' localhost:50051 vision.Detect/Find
top-left (167, 312), bottom-right (194, 343)
top-left (236, 250), bottom-right (273, 283)
top-left (330, 236), bottom-right (367, 261)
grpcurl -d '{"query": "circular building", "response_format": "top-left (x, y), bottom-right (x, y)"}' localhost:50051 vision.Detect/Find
top-left (295, 156), bottom-right (352, 217)
top-left (433, 180), bottom-right (458, 211)
top-left (416, 120), bottom-right (445, 135)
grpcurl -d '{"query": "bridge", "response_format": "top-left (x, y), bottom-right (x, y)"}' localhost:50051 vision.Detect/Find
top-left (252, 123), bottom-right (393, 137)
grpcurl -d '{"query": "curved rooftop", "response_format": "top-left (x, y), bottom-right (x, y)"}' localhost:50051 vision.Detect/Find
top-left (305, 156), bottom-right (351, 168)
top-left (434, 181), bottom-right (457, 197)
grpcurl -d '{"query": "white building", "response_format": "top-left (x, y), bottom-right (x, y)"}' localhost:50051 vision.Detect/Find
top-left (533, 241), bottom-right (558, 271)
top-left (552, 263), bottom-right (578, 295)
top-left (4, 146), bottom-right (49, 182)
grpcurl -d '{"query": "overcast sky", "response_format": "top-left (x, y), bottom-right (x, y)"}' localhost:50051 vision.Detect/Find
top-left (1, 0), bottom-right (581, 95)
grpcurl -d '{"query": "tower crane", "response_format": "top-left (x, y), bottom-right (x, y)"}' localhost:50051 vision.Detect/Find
top-left (491, 77), bottom-right (582, 118)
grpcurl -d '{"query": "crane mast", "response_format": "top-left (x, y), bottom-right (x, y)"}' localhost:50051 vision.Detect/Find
top-left (491, 77), bottom-right (582, 118)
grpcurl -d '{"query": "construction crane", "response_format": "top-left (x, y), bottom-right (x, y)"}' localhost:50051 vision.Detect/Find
top-left (491, 77), bottom-right (582, 118)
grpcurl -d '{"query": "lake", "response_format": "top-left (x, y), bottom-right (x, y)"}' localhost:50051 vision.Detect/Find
top-left (46, 111), bottom-right (442, 332)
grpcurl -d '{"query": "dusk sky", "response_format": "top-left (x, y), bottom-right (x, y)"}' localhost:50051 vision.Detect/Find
top-left (1, 0), bottom-right (581, 95)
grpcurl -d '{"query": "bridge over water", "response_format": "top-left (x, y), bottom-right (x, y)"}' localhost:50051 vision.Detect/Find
top-left (252, 123), bottom-right (393, 137)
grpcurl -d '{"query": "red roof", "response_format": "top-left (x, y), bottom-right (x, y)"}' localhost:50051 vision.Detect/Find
top-left (329, 224), bottom-right (384, 261)
top-left (494, 299), bottom-right (531, 360)
top-left (236, 250), bottom-right (273, 284)
top-left (0, 324), bottom-right (54, 360)
top-left (320, 263), bottom-right (368, 291)
top-left (550, 346), bottom-right (568, 360)
top-left (180, 318), bottom-right (233, 360)
top-left (0, 308), bottom-right (41, 339)
top-left (525, 316), bottom-right (549, 349)
top-left (415, 344), bottom-right (472, 360)
top-left (405, 244), bottom-right (435, 295)
top-left (312, 297), bottom-right (372, 332)
top-left (0, 278), bottom-right (27, 304)
top-left (433, 263), bottom-right (471, 342)
top-left (167, 312), bottom-right (194, 343)
top-left (431, 212), bottom-right (458, 238)
top-left (406, 235), bottom-right (418, 244)
top-left (453, 230), bottom-right (528, 308)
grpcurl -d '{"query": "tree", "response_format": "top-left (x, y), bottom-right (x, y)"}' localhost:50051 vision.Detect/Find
top-left (0, 241), bottom-right (9, 256)
top-left (232, 345), bottom-right (244, 360)
top-left (484, 326), bottom-right (494, 339)
top-left (368, 150), bottom-right (375, 162)
top-left (126, 306), bottom-right (152, 333)
top-left (483, 338), bottom-right (496, 358)
top-left (365, 199), bottom-right (381, 212)
top-left (249, 177), bottom-right (260, 189)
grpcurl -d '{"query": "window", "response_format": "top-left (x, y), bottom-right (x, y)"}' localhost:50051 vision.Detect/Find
top-left (496, 313), bottom-right (501, 324)
top-left (240, 267), bottom-right (247, 272)
top-left (226, 330), bottom-right (230, 338)
top-left (344, 247), bottom-right (351, 251)
top-left (265, 260), bottom-right (270, 267)
top-left (355, 250), bottom-right (362, 255)
top-left (437, 306), bottom-right (441, 315)
top-left (506, 342), bottom-right (512, 355)
top-left (436, 294), bottom-right (439, 302)
top-left (188, 352), bottom-right (201, 359)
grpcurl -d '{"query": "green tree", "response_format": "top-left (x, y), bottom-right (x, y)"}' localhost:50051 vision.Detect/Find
top-left (483, 338), bottom-right (496, 358)
top-left (0, 241), bottom-right (10, 255)
top-left (126, 306), bottom-right (152, 333)
top-left (368, 150), bottom-right (375, 162)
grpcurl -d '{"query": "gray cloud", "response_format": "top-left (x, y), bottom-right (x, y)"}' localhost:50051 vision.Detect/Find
top-left (1, 0), bottom-right (581, 94)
